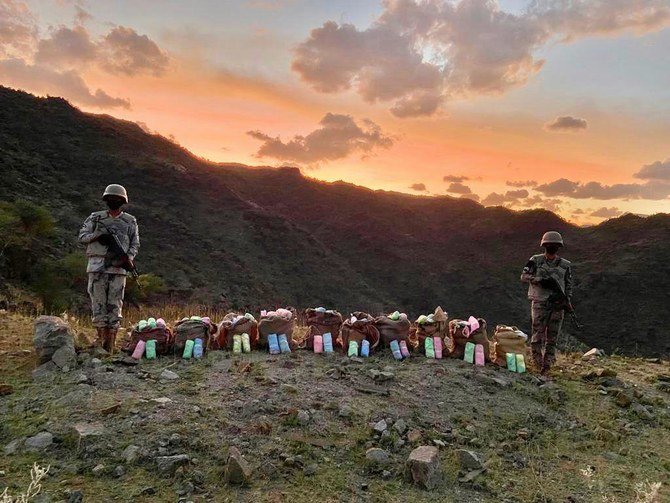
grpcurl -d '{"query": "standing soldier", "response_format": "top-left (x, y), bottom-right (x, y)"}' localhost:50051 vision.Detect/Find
top-left (520, 231), bottom-right (572, 376)
top-left (78, 184), bottom-right (140, 353)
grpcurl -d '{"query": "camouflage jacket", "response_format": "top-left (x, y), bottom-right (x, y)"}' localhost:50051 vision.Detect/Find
top-left (78, 211), bottom-right (140, 274)
top-left (520, 254), bottom-right (572, 302)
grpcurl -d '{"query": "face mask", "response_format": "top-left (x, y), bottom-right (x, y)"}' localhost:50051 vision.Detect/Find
top-left (106, 199), bottom-right (124, 210)
top-left (544, 244), bottom-right (560, 255)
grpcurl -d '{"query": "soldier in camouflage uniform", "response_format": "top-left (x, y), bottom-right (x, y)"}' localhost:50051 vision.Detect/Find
top-left (78, 184), bottom-right (140, 353)
top-left (520, 231), bottom-right (572, 376)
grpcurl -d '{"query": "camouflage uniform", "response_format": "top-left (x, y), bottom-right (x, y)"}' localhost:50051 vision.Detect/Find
top-left (78, 211), bottom-right (140, 329)
top-left (520, 254), bottom-right (572, 370)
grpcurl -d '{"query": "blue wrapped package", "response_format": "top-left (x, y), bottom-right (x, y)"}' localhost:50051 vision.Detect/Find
top-left (268, 333), bottom-right (280, 355)
top-left (361, 339), bottom-right (370, 357)
top-left (193, 338), bottom-right (204, 359)
top-left (323, 332), bottom-right (334, 353)
top-left (390, 340), bottom-right (402, 360)
top-left (278, 334), bottom-right (291, 353)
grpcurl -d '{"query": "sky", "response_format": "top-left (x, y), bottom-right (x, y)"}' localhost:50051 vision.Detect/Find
top-left (1, 0), bottom-right (670, 225)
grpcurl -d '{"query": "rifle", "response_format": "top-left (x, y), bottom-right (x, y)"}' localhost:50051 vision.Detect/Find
top-left (94, 218), bottom-right (142, 290)
top-left (543, 275), bottom-right (582, 329)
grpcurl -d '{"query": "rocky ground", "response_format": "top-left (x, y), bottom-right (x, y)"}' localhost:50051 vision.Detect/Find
top-left (1, 311), bottom-right (669, 502)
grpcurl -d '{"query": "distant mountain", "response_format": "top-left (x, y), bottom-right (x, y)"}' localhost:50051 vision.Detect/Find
top-left (0, 86), bottom-right (668, 356)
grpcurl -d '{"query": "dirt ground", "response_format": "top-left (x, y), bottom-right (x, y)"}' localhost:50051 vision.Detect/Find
top-left (1, 311), bottom-right (669, 502)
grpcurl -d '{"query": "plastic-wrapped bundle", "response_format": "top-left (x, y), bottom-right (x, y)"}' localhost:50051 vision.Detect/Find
top-left (258, 307), bottom-right (296, 351)
top-left (341, 312), bottom-right (380, 355)
top-left (216, 312), bottom-right (259, 351)
top-left (303, 308), bottom-right (343, 350)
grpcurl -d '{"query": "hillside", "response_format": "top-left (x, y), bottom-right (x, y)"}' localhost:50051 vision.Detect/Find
top-left (0, 86), bottom-right (669, 356)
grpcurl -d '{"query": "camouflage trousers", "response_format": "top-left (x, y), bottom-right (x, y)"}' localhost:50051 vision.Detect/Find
top-left (531, 300), bottom-right (564, 370)
top-left (87, 273), bottom-right (126, 329)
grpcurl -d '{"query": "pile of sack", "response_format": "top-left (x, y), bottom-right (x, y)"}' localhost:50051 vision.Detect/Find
top-left (174, 316), bottom-right (216, 359)
top-left (414, 306), bottom-right (448, 359)
top-left (492, 325), bottom-right (528, 373)
top-left (258, 307), bottom-right (296, 354)
top-left (216, 313), bottom-right (258, 353)
top-left (341, 312), bottom-right (380, 357)
top-left (123, 316), bottom-right (173, 359)
top-left (375, 311), bottom-right (411, 360)
top-left (449, 316), bottom-right (490, 363)
top-left (304, 307), bottom-right (343, 352)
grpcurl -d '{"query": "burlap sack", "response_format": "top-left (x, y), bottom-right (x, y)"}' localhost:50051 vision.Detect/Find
top-left (303, 309), bottom-right (343, 349)
top-left (492, 325), bottom-right (528, 365)
top-left (174, 319), bottom-right (214, 352)
top-left (215, 313), bottom-right (259, 350)
top-left (258, 307), bottom-right (297, 349)
top-left (375, 314), bottom-right (411, 347)
top-left (341, 312), bottom-right (380, 353)
top-left (415, 306), bottom-right (449, 355)
top-left (122, 327), bottom-right (173, 356)
top-left (448, 318), bottom-right (491, 361)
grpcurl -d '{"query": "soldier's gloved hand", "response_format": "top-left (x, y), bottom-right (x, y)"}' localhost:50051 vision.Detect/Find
top-left (97, 234), bottom-right (114, 247)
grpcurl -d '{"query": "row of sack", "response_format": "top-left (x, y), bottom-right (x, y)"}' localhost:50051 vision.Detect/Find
top-left (122, 306), bottom-right (529, 366)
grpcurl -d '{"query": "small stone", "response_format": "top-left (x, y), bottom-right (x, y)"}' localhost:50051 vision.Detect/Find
top-left (382, 470), bottom-right (392, 479)
top-left (297, 410), bottom-right (310, 425)
top-left (365, 448), bottom-right (390, 466)
top-left (393, 419), bottom-right (407, 435)
top-left (595, 368), bottom-right (617, 378)
top-left (160, 369), bottom-right (179, 380)
top-left (70, 422), bottom-right (106, 450)
top-left (517, 429), bottom-right (530, 440)
top-left (33, 316), bottom-right (75, 363)
top-left (338, 405), bottom-right (353, 418)
top-left (224, 447), bottom-right (252, 485)
top-left (614, 391), bottom-right (632, 408)
top-left (72, 373), bottom-right (89, 385)
top-left (303, 464), bottom-right (318, 476)
top-left (280, 383), bottom-right (298, 394)
top-left (24, 432), bottom-right (53, 452)
top-left (4, 438), bottom-right (25, 456)
top-left (594, 427), bottom-right (620, 442)
top-left (169, 433), bottom-right (182, 445)
top-left (407, 430), bottom-right (422, 443)
top-left (92, 464), bottom-right (105, 476)
top-left (394, 438), bottom-right (406, 449)
top-left (406, 446), bottom-right (441, 490)
top-left (373, 419), bottom-right (388, 434)
top-left (176, 481), bottom-right (194, 496)
top-left (432, 439), bottom-right (446, 448)
top-left (156, 454), bottom-right (190, 476)
top-left (152, 397), bottom-right (172, 404)
top-left (122, 445), bottom-right (141, 464)
top-left (67, 490), bottom-right (84, 503)
top-left (0, 383), bottom-right (14, 396)
top-left (52, 345), bottom-right (77, 370)
top-left (114, 465), bottom-right (125, 478)
top-left (32, 361), bottom-right (58, 381)
top-left (632, 403), bottom-right (654, 421)
top-left (582, 348), bottom-right (605, 360)
top-left (457, 449), bottom-right (483, 471)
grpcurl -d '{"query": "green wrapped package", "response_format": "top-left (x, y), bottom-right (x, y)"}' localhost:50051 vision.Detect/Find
top-left (145, 339), bottom-right (157, 360)
top-left (515, 353), bottom-right (526, 374)
top-left (138, 320), bottom-right (148, 331)
top-left (182, 339), bottom-right (194, 359)
top-left (241, 333), bottom-right (251, 353)
top-left (506, 352), bottom-right (516, 372)
top-left (425, 337), bottom-right (435, 358)
top-left (233, 334), bottom-right (242, 354)
top-left (348, 340), bottom-right (359, 357)
top-left (417, 315), bottom-right (428, 324)
top-left (464, 342), bottom-right (476, 364)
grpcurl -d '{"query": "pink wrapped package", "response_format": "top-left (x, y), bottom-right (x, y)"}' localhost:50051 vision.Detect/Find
top-left (132, 339), bottom-right (146, 360)
top-left (474, 344), bottom-right (485, 366)
top-left (313, 335), bottom-right (323, 354)
top-left (399, 340), bottom-right (410, 358)
top-left (433, 336), bottom-right (443, 359)
top-left (468, 316), bottom-right (480, 332)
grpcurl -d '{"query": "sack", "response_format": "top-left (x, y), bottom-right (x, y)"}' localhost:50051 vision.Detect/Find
top-left (258, 307), bottom-right (297, 350)
top-left (415, 306), bottom-right (449, 355)
top-left (174, 319), bottom-right (214, 352)
top-left (123, 326), bottom-right (173, 356)
top-left (375, 313), bottom-right (411, 347)
top-left (492, 325), bottom-right (528, 366)
top-left (448, 318), bottom-right (491, 362)
top-left (216, 313), bottom-right (259, 350)
top-left (303, 308), bottom-right (343, 349)
top-left (341, 312), bottom-right (380, 353)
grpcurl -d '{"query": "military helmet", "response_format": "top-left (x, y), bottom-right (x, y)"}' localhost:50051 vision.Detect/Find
top-left (102, 184), bottom-right (128, 203)
top-left (540, 231), bottom-right (564, 247)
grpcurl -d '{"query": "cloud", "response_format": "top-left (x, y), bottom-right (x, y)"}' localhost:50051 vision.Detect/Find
top-left (0, 0), bottom-right (37, 57)
top-left (35, 26), bottom-right (98, 67)
top-left (443, 174), bottom-right (469, 183)
top-left (0, 57), bottom-right (130, 108)
top-left (102, 26), bottom-right (169, 76)
top-left (506, 180), bottom-right (537, 188)
top-left (409, 182), bottom-right (427, 191)
top-left (293, 1), bottom-right (670, 116)
top-left (634, 159), bottom-right (670, 180)
top-left (519, 194), bottom-right (563, 212)
top-left (482, 188), bottom-right (531, 207)
top-left (446, 181), bottom-right (472, 194)
top-left (505, 189), bottom-right (529, 199)
top-left (535, 178), bottom-right (580, 196)
top-left (590, 207), bottom-right (622, 218)
top-left (248, 113), bottom-right (394, 164)
top-left (536, 176), bottom-right (670, 200)
top-left (545, 115), bottom-right (588, 132)
top-left (459, 193), bottom-right (480, 202)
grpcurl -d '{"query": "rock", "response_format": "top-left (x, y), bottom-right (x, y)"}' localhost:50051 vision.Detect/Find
top-left (160, 369), bottom-right (179, 380)
top-left (24, 432), bottom-right (53, 452)
top-left (406, 446), bottom-right (441, 490)
top-left (169, 433), bottom-right (182, 445)
top-left (457, 449), bottom-right (483, 471)
top-left (407, 429), bottom-right (422, 443)
top-left (176, 481), bottom-right (194, 496)
top-left (632, 403), bottom-right (654, 421)
top-left (224, 447), bottom-right (252, 485)
top-left (33, 316), bottom-right (75, 363)
top-left (4, 438), bottom-right (24, 455)
top-left (151, 397), bottom-right (172, 405)
top-left (156, 454), bottom-right (190, 476)
top-left (280, 383), bottom-right (298, 394)
top-left (432, 439), bottom-right (446, 448)
top-left (297, 410), bottom-right (310, 425)
top-left (382, 470), bottom-right (392, 480)
top-left (114, 465), bottom-right (125, 478)
top-left (596, 368), bottom-right (617, 378)
top-left (582, 348), bottom-right (605, 360)
top-left (70, 422), bottom-right (106, 449)
top-left (492, 377), bottom-right (510, 387)
top-left (0, 383), bottom-right (14, 396)
top-left (614, 390), bottom-right (632, 408)
top-left (54, 384), bottom-right (94, 407)
top-left (66, 490), bottom-right (83, 503)
top-left (32, 361), bottom-right (58, 381)
top-left (92, 464), bottom-right (105, 476)
top-left (338, 405), bottom-right (353, 418)
top-left (138, 487), bottom-right (156, 496)
top-left (365, 448), bottom-right (390, 466)
top-left (72, 373), bottom-right (89, 385)
top-left (122, 445), bottom-right (141, 464)
top-left (52, 345), bottom-right (77, 371)
top-left (303, 464), bottom-right (318, 476)
top-left (393, 419), bottom-right (407, 435)
top-left (373, 419), bottom-right (388, 434)
top-left (594, 427), bottom-right (620, 442)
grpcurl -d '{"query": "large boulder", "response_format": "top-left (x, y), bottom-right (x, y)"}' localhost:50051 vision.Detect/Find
top-left (34, 316), bottom-right (75, 364)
